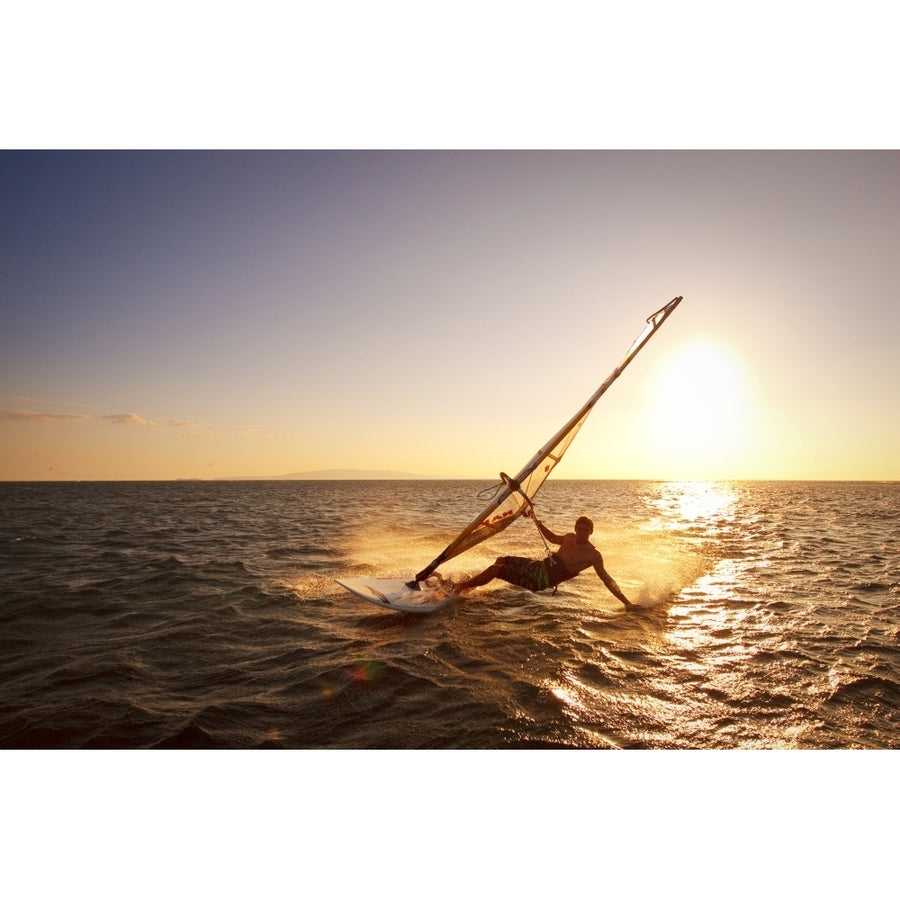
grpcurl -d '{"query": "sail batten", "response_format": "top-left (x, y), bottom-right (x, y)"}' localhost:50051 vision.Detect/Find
top-left (411, 296), bottom-right (682, 585)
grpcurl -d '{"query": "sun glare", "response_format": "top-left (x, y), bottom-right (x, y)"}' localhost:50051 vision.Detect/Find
top-left (645, 338), bottom-right (752, 475)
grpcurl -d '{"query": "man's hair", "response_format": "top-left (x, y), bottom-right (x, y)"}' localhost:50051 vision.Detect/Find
top-left (575, 516), bottom-right (594, 533)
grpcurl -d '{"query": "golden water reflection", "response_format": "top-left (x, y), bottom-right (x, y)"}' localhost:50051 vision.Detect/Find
top-left (645, 481), bottom-right (739, 530)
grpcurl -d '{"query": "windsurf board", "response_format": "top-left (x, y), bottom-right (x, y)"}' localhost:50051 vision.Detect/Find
top-left (336, 576), bottom-right (455, 613)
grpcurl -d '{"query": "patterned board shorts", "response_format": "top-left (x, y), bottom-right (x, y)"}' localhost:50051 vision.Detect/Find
top-left (496, 556), bottom-right (551, 592)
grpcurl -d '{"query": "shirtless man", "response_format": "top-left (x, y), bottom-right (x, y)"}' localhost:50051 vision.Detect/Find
top-left (456, 513), bottom-right (632, 607)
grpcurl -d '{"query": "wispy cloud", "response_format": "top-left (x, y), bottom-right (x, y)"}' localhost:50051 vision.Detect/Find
top-left (9, 396), bottom-right (94, 410)
top-left (1, 407), bottom-right (213, 429)
top-left (100, 413), bottom-right (151, 426)
top-left (0, 409), bottom-right (91, 423)
top-left (165, 419), bottom-right (209, 428)
top-left (2, 406), bottom-right (262, 441)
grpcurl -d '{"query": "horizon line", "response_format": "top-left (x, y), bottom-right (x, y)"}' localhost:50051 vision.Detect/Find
top-left (1, 475), bottom-right (897, 485)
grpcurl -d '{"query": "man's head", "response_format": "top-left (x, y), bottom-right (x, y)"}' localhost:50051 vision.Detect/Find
top-left (574, 516), bottom-right (594, 536)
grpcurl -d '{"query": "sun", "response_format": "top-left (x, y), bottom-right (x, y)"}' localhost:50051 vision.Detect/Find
top-left (644, 337), bottom-right (752, 476)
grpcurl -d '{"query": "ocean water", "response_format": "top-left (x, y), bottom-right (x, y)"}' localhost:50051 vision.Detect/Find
top-left (1, 479), bottom-right (898, 750)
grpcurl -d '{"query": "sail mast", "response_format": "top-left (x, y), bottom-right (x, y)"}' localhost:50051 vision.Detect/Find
top-left (411, 295), bottom-right (683, 586)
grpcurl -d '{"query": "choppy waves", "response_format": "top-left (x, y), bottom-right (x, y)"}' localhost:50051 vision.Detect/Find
top-left (1, 480), bottom-right (897, 748)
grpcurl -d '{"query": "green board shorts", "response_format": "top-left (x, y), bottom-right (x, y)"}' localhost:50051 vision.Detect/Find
top-left (496, 556), bottom-right (551, 592)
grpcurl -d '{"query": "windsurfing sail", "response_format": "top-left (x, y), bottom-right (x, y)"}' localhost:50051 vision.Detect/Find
top-left (410, 295), bottom-right (683, 587)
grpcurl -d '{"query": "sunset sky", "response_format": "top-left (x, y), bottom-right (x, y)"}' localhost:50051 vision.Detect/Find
top-left (2, 149), bottom-right (898, 481)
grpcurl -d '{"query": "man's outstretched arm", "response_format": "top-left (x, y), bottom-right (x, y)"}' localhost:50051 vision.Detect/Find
top-left (522, 507), bottom-right (562, 544)
top-left (594, 560), bottom-right (632, 607)
top-left (532, 516), bottom-right (564, 545)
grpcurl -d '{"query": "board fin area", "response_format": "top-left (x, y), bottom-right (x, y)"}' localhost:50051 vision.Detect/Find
top-left (336, 576), bottom-right (456, 613)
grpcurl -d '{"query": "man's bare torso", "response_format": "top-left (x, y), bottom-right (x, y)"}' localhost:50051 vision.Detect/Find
top-left (555, 533), bottom-right (602, 573)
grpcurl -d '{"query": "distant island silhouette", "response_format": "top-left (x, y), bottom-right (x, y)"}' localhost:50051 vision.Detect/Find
top-left (231, 469), bottom-right (463, 480)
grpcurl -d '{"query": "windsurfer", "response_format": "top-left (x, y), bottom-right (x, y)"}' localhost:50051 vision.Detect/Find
top-left (456, 513), bottom-right (632, 607)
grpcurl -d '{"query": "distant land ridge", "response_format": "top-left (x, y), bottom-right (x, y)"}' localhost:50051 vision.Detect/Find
top-left (234, 468), bottom-right (456, 480)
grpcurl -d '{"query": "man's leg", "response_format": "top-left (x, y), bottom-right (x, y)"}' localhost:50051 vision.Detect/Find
top-left (457, 558), bottom-right (505, 592)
